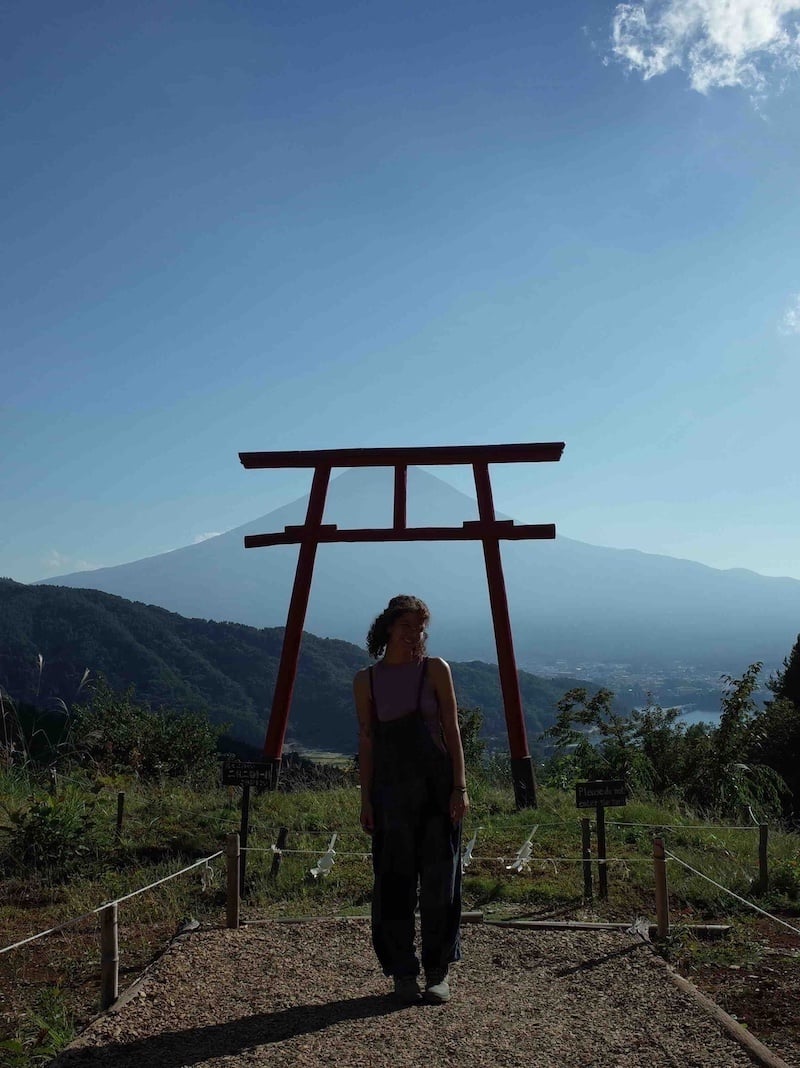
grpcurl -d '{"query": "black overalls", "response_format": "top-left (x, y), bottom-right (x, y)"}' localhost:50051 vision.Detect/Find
top-left (369, 658), bottom-right (462, 979)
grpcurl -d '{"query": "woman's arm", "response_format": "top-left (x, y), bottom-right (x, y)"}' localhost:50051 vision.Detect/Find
top-left (353, 669), bottom-right (375, 834)
top-left (429, 657), bottom-right (470, 823)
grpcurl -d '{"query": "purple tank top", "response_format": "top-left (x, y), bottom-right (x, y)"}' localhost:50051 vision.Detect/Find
top-left (370, 660), bottom-right (446, 751)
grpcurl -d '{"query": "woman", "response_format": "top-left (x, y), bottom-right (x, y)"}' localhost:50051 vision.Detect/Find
top-left (353, 594), bottom-right (469, 1005)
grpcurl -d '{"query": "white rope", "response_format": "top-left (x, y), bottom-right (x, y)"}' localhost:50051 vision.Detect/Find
top-left (664, 848), bottom-right (800, 937)
top-left (607, 822), bottom-right (757, 831)
top-left (106, 851), bottom-right (223, 907)
top-left (229, 816), bottom-right (586, 839)
top-left (0, 851), bottom-right (223, 956)
top-left (240, 846), bottom-right (649, 864)
top-left (243, 846), bottom-right (371, 858)
top-left (469, 855), bottom-right (652, 865)
top-left (227, 819), bottom-right (760, 838)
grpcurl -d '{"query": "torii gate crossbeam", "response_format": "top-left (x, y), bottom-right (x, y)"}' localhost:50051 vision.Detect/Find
top-left (239, 442), bottom-right (565, 809)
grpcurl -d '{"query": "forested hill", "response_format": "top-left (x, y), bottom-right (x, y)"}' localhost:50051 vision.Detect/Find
top-left (0, 579), bottom-right (583, 753)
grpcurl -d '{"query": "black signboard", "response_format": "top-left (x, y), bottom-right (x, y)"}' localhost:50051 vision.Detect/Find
top-left (575, 779), bottom-right (628, 809)
top-left (221, 759), bottom-right (274, 788)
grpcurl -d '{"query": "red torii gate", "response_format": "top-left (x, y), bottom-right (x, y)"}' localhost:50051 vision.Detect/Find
top-left (239, 442), bottom-right (565, 809)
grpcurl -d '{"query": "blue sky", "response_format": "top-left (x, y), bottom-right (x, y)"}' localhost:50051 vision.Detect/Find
top-left (3, 0), bottom-right (800, 584)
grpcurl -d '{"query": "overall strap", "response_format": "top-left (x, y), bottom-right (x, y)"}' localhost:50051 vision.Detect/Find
top-left (414, 658), bottom-right (429, 714)
top-left (368, 666), bottom-right (376, 718)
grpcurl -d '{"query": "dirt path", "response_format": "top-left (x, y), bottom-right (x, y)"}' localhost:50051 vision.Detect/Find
top-left (52, 921), bottom-right (782, 1067)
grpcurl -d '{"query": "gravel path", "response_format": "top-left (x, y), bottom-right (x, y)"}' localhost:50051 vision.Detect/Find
top-left (53, 920), bottom-right (765, 1068)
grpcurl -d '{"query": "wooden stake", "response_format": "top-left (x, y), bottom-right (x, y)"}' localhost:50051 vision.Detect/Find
top-left (581, 818), bottom-right (593, 900)
top-left (653, 836), bottom-right (669, 939)
top-left (270, 827), bottom-right (289, 879)
top-left (226, 832), bottom-right (240, 929)
top-left (596, 803), bottom-right (608, 900)
top-left (239, 785), bottom-right (251, 896)
top-left (115, 792), bottom-right (125, 842)
top-left (758, 824), bottom-right (769, 893)
top-left (100, 903), bottom-right (119, 1010)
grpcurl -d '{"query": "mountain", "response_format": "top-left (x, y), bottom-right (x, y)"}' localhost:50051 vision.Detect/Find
top-left (37, 467), bottom-right (800, 673)
top-left (0, 578), bottom-right (585, 752)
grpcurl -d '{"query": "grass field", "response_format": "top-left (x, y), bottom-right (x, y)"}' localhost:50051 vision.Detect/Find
top-left (1, 769), bottom-right (799, 1066)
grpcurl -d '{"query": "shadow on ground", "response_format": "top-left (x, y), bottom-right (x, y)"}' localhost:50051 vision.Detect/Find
top-left (553, 942), bottom-right (641, 978)
top-left (55, 993), bottom-right (407, 1067)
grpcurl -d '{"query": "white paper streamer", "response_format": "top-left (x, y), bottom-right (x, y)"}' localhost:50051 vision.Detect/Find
top-left (461, 828), bottom-right (480, 873)
top-left (200, 863), bottom-right (215, 892)
top-left (505, 826), bottom-right (539, 873)
top-left (626, 916), bottom-right (651, 942)
top-left (310, 833), bottom-right (338, 878)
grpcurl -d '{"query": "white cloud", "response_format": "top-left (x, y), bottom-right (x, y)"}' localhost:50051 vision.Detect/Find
top-left (609, 0), bottom-right (800, 94)
top-left (779, 292), bottom-right (800, 333)
top-left (193, 532), bottom-right (223, 544)
top-left (43, 550), bottom-right (96, 573)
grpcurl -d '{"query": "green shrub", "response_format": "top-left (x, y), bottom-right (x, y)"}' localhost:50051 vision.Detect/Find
top-left (772, 855), bottom-right (800, 899)
top-left (1, 789), bottom-right (98, 882)
top-left (66, 678), bottom-right (223, 782)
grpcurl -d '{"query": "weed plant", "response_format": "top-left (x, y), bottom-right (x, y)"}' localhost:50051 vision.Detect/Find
top-left (0, 987), bottom-right (74, 1067)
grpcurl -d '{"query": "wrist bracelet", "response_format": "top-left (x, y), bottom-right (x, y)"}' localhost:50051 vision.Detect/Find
top-left (454, 786), bottom-right (468, 793)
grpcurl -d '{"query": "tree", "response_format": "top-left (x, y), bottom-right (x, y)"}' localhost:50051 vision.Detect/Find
top-left (747, 697), bottom-right (800, 815)
top-left (699, 664), bottom-right (788, 820)
top-left (715, 663), bottom-right (762, 771)
top-left (457, 706), bottom-right (486, 770)
top-left (768, 633), bottom-right (800, 707)
top-left (632, 697), bottom-right (712, 802)
top-left (541, 688), bottom-right (653, 791)
top-left (540, 676), bottom-right (785, 818)
top-left (751, 635), bottom-right (800, 816)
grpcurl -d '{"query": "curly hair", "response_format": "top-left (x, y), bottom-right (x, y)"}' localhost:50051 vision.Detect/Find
top-left (366, 594), bottom-right (431, 660)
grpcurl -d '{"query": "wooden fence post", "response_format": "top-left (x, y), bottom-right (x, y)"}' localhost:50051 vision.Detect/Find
top-left (581, 818), bottom-right (593, 900)
top-left (239, 785), bottom-right (251, 897)
top-left (758, 824), bottom-right (769, 893)
top-left (226, 832), bottom-right (240, 929)
top-left (100, 903), bottom-right (119, 1010)
top-left (653, 836), bottom-right (669, 939)
top-left (270, 827), bottom-right (288, 880)
top-left (596, 804), bottom-right (608, 900)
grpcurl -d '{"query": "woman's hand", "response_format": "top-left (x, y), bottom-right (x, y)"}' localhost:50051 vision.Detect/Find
top-left (360, 799), bottom-right (375, 835)
top-left (449, 788), bottom-right (469, 824)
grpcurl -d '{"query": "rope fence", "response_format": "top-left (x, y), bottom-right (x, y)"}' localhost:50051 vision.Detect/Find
top-left (3, 816), bottom-right (793, 1016)
top-left (227, 829), bottom-right (799, 947)
top-left (0, 849), bottom-right (225, 1009)
top-left (235, 816), bottom-right (772, 895)
top-left (0, 851), bottom-right (223, 957)
top-left (241, 845), bottom-right (653, 864)
top-left (219, 818), bottom-right (764, 838)
top-left (664, 848), bottom-right (800, 937)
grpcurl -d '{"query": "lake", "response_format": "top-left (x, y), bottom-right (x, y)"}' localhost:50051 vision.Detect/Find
top-left (677, 707), bottom-right (720, 726)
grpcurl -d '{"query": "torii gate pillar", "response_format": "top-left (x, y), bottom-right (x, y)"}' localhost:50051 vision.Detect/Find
top-left (239, 442), bottom-right (565, 809)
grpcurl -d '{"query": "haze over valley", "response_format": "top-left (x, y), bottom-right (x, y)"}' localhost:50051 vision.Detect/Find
top-left (36, 467), bottom-right (799, 710)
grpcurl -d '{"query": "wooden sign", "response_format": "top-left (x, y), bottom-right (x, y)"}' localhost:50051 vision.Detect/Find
top-left (221, 759), bottom-right (274, 788)
top-left (575, 779), bottom-right (628, 809)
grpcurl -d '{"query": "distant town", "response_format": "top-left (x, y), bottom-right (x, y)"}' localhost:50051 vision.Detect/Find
top-left (518, 658), bottom-right (782, 722)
